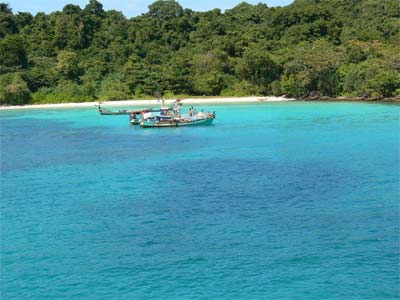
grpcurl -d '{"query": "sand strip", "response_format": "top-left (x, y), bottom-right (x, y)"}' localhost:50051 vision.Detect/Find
top-left (0, 96), bottom-right (295, 111)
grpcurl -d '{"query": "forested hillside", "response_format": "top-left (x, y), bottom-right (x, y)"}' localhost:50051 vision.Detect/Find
top-left (0, 0), bottom-right (399, 104)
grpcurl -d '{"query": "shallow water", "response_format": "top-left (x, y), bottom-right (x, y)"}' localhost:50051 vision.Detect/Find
top-left (1, 102), bottom-right (399, 299)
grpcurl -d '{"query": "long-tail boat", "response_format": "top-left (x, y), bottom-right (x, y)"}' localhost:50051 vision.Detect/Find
top-left (97, 103), bottom-right (153, 116)
top-left (129, 107), bottom-right (174, 125)
top-left (140, 113), bottom-right (215, 127)
top-left (98, 108), bottom-right (130, 115)
top-left (139, 112), bottom-right (215, 128)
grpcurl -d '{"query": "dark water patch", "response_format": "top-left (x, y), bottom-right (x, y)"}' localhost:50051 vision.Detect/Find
top-left (0, 117), bottom-right (211, 173)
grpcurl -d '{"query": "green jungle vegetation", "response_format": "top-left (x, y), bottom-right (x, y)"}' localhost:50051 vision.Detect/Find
top-left (0, 0), bottom-right (399, 104)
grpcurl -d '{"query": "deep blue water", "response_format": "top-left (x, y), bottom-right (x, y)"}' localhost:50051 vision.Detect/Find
top-left (1, 102), bottom-right (399, 299)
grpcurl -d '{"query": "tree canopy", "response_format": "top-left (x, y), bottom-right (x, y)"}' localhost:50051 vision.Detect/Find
top-left (0, 0), bottom-right (399, 104)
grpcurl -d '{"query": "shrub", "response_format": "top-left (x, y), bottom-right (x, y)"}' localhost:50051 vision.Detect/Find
top-left (98, 74), bottom-right (131, 100)
top-left (0, 73), bottom-right (30, 105)
top-left (31, 81), bottom-right (95, 103)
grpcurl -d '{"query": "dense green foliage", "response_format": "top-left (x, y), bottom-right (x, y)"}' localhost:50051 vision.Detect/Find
top-left (0, 0), bottom-right (399, 104)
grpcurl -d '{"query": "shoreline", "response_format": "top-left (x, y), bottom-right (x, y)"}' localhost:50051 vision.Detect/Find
top-left (1, 95), bottom-right (398, 111)
top-left (299, 96), bottom-right (400, 102)
top-left (0, 96), bottom-right (293, 111)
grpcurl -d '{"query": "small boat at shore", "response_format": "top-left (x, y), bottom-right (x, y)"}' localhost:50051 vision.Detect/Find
top-left (97, 104), bottom-right (153, 116)
top-left (99, 108), bottom-right (130, 115)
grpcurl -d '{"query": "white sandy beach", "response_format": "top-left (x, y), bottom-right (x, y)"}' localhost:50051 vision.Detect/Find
top-left (0, 96), bottom-right (295, 110)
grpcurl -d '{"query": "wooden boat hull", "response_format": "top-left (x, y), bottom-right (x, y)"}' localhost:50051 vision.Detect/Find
top-left (99, 107), bottom-right (155, 116)
top-left (100, 111), bottom-right (129, 115)
top-left (140, 117), bottom-right (214, 128)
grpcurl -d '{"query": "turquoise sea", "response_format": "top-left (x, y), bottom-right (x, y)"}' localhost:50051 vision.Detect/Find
top-left (1, 101), bottom-right (399, 299)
